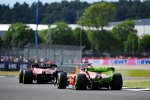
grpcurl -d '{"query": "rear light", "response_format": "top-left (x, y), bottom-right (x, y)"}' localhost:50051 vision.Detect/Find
top-left (95, 75), bottom-right (102, 79)
top-left (42, 71), bottom-right (46, 74)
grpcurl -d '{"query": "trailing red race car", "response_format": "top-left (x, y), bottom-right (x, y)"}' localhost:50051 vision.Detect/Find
top-left (19, 63), bottom-right (63, 84)
top-left (56, 66), bottom-right (123, 90)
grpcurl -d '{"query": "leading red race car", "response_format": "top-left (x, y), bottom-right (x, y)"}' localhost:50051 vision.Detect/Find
top-left (19, 63), bottom-right (63, 84)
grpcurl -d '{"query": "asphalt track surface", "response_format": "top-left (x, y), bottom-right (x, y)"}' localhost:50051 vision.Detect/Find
top-left (0, 77), bottom-right (150, 100)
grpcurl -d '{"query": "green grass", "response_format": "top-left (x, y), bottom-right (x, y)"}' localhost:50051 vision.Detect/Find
top-left (116, 69), bottom-right (150, 77)
top-left (129, 70), bottom-right (150, 77)
top-left (116, 69), bottom-right (150, 88)
top-left (0, 71), bottom-right (19, 76)
top-left (124, 80), bottom-right (150, 88)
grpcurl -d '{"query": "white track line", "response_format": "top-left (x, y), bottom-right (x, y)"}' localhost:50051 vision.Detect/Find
top-left (123, 87), bottom-right (150, 91)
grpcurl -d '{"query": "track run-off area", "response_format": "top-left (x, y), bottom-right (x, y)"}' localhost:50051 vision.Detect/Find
top-left (0, 76), bottom-right (150, 100)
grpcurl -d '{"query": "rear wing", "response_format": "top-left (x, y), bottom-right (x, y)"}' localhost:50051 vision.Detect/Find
top-left (31, 63), bottom-right (57, 68)
top-left (45, 64), bottom-right (57, 67)
top-left (87, 67), bottom-right (115, 73)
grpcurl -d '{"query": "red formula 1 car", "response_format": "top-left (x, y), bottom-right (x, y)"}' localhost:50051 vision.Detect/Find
top-left (56, 66), bottom-right (123, 90)
top-left (19, 63), bottom-right (63, 84)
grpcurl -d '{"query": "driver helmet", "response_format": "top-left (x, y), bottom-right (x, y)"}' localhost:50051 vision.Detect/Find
top-left (86, 63), bottom-right (92, 68)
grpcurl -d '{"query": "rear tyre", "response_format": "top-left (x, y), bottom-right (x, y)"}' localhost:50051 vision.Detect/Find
top-left (19, 69), bottom-right (24, 83)
top-left (36, 78), bottom-right (43, 84)
top-left (110, 73), bottom-right (123, 90)
top-left (92, 83), bottom-right (99, 90)
top-left (23, 70), bottom-right (33, 84)
top-left (75, 74), bottom-right (87, 90)
top-left (57, 72), bottom-right (67, 89)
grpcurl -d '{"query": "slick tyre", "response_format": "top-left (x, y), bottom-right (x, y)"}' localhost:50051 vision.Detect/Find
top-left (75, 74), bottom-right (87, 90)
top-left (19, 69), bottom-right (24, 83)
top-left (110, 73), bottom-right (123, 90)
top-left (92, 83), bottom-right (99, 90)
top-left (57, 72), bottom-right (67, 89)
top-left (23, 70), bottom-right (33, 84)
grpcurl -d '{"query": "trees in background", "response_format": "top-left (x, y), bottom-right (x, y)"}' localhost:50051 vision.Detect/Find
top-left (116, 0), bottom-right (150, 21)
top-left (0, 37), bottom-right (3, 49)
top-left (0, 21), bottom-right (150, 57)
top-left (39, 22), bottom-right (76, 45)
top-left (38, 22), bottom-right (90, 48)
top-left (0, 0), bottom-right (150, 24)
top-left (2, 23), bottom-right (35, 48)
top-left (124, 33), bottom-right (139, 55)
top-left (73, 27), bottom-right (90, 50)
top-left (138, 34), bottom-right (150, 56)
top-left (77, 2), bottom-right (117, 54)
top-left (91, 30), bottom-right (117, 53)
top-left (78, 2), bottom-right (116, 30)
top-left (0, 0), bottom-right (150, 57)
top-left (112, 19), bottom-right (137, 54)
